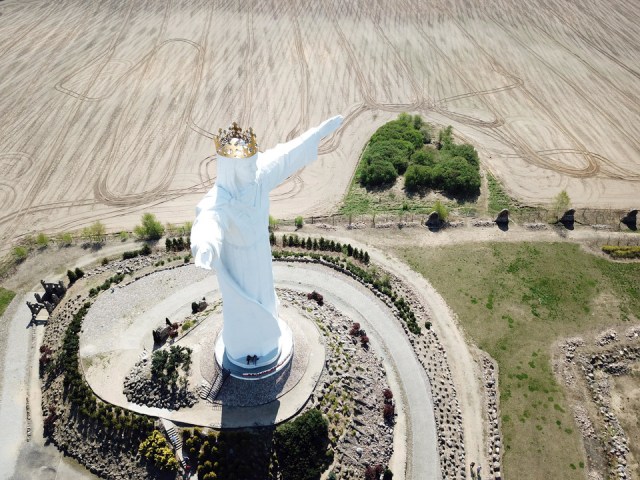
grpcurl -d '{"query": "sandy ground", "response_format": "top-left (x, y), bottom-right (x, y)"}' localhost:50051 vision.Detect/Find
top-left (1, 0), bottom-right (639, 254)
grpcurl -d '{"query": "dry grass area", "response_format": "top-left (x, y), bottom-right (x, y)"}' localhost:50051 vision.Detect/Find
top-left (396, 242), bottom-right (640, 480)
top-left (0, 0), bottom-right (638, 253)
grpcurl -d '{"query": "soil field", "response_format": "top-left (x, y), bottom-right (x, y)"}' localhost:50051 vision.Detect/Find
top-left (0, 0), bottom-right (638, 253)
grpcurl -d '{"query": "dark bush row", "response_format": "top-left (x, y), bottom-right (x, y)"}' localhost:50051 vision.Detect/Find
top-left (48, 301), bottom-right (154, 441)
top-left (277, 235), bottom-right (370, 264)
top-left (66, 267), bottom-right (85, 286)
top-left (122, 243), bottom-right (152, 260)
top-left (89, 272), bottom-right (126, 297)
top-left (165, 236), bottom-right (190, 252)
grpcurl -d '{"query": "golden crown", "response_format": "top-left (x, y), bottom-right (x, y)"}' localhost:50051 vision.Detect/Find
top-left (214, 122), bottom-right (258, 159)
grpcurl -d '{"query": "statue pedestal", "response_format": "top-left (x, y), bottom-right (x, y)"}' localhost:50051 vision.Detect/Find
top-left (214, 318), bottom-right (294, 380)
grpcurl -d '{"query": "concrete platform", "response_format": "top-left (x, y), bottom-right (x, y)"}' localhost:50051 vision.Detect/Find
top-left (78, 266), bottom-right (325, 427)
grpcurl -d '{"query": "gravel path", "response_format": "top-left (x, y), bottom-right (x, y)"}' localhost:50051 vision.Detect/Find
top-left (273, 262), bottom-right (442, 480)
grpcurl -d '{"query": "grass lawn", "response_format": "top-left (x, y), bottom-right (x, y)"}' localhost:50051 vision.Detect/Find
top-left (0, 287), bottom-right (16, 317)
top-left (396, 242), bottom-right (640, 480)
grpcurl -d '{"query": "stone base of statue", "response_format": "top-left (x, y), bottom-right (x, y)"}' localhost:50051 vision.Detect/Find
top-left (214, 318), bottom-right (294, 380)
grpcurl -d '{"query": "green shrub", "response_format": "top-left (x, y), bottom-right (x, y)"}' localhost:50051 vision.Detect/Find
top-left (58, 232), bottom-right (73, 246)
top-left (13, 246), bottom-right (28, 262)
top-left (36, 232), bottom-right (49, 248)
top-left (434, 200), bottom-right (449, 222)
top-left (82, 221), bottom-right (106, 243)
top-left (363, 140), bottom-right (414, 175)
top-left (404, 164), bottom-right (433, 191)
top-left (295, 216), bottom-right (304, 229)
top-left (360, 160), bottom-right (398, 188)
top-left (411, 148), bottom-right (437, 166)
top-left (275, 409), bottom-right (331, 480)
top-left (134, 213), bottom-right (165, 240)
top-left (139, 430), bottom-right (178, 471)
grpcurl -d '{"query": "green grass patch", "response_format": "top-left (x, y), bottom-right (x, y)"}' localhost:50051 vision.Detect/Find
top-left (396, 242), bottom-right (640, 480)
top-left (0, 287), bottom-right (16, 317)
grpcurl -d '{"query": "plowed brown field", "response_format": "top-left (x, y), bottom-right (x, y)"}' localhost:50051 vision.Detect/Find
top-left (1, 0), bottom-right (638, 251)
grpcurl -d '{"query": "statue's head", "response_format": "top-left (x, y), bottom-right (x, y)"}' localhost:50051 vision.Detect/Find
top-left (214, 122), bottom-right (259, 190)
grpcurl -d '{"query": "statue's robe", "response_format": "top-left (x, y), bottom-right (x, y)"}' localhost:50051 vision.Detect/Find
top-left (190, 124), bottom-right (329, 366)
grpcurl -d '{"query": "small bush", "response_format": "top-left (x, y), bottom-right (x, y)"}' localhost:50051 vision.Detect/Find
top-left (13, 246), bottom-right (28, 262)
top-left (295, 216), bottom-right (304, 229)
top-left (434, 200), bottom-right (448, 222)
top-left (383, 403), bottom-right (395, 422)
top-left (36, 232), bottom-right (49, 248)
top-left (58, 232), bottom-right (73, 246)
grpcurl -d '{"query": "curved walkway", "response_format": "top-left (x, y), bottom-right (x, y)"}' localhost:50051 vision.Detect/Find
top-left (273, 262), bottom-right (442, 480)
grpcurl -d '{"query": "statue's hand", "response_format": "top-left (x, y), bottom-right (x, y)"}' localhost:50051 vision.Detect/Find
top-left (317, 115), bottom-right (344, 138)
top-left (192, 242), bottom-right (219, 269)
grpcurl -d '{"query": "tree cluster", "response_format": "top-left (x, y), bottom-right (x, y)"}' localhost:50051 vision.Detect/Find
top-left (358, 115), bottom-right (481, 197)
top-left (138, 430), bottom-right (179, 471)
top-left (184, 428), bottom-right (275, 480)
top-left (359, 114), bottom-right (429, 188)
top-left (404, 125), bottom-right (480, 196)
top-left (165, 236), bottom-right (190, 252)
top-left (274, 409), bottom-right (332, 480)
top-left (151, 345), bottom-right (192, 389)
top-left (278, 234), bottom-right (370, 264)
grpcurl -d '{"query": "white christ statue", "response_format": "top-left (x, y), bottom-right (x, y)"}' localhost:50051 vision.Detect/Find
top-left (191, 115), bottom-right (343, 372)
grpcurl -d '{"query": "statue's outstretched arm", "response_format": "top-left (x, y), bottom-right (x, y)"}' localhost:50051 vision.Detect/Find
top-left (258, 115), bottom-right (343, 191)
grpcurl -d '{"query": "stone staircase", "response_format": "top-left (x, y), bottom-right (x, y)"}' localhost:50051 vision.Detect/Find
top-left (165, 425), bottom-right (182, 450)
top-left (199, 367), bottom-right (230, 403)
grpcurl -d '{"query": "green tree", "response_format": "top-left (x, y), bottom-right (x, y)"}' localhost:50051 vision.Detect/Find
top-left (275, 409), bottom-right (331, 480)
top-left (363, 140), bottom-right (413, 174)
top-left (431, 156), bottom-right (481, 196)
top-left (139, 430), bottom-right (178, 471)
top-left (434, 200), bottom-right (449, 221)
top-left (360, 160), bottom-right (398, 188)
top-left (410, 148), bottom-right (437, 167)
top-left (437, 125), bottom-right (454, 149)
top-left (552, 190), bottom-right (571, 220)
top-left (82, 221), bottom-right (106, 243)
top-left (404, 164), bottom-right (433, 192)
top-left (269, 215), bottom-right (280, 232)
top-left (295, 216), bottom-right (304, 229)
top-left (134, 213), bottom-right (165, 240)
